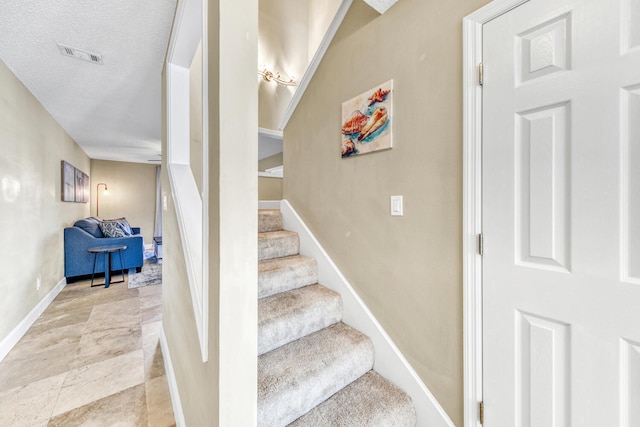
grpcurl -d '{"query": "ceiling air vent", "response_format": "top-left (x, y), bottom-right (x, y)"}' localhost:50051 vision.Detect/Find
top-left (57, 43), bottom-right (103, 65)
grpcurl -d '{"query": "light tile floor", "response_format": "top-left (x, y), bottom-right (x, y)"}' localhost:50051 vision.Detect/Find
top-left (0, 275), bottom-right (175, 426)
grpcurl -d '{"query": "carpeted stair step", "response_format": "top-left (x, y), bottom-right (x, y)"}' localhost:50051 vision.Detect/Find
top-left (258, 284), bottom-right (342, 355)
top-left (289, 370), bottom-right (417, 426)
top-left (258, 255), bottom-right (318, 298)
top-left (259, 209), bottom-right (283, 233)
top-left (259, 230), bottom-right (300, 261)
top-left (258, 322), bottom-right (374, 427)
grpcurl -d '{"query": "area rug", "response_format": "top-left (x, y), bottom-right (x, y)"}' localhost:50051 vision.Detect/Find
top-left (128, 258), bottom-right (162, 289)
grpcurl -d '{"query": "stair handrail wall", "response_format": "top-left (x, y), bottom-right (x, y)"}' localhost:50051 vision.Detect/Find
top-left (165, 0), bottom-right (209, 362)
top-left (259, 199), bottom-right (455, 427)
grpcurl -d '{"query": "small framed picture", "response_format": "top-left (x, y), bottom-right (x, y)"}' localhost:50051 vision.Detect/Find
top-left (62, 161), bottom-right (76, 202)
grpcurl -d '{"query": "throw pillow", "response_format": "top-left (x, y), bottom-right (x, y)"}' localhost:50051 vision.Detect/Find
top-left (114, 217), bottom-right (133, 235)
top-left (102, 218), bottom-right (133, 236)
top-left (74, 218), bottom-right (104, 238)
top-left (99, 221), bottom-right (127, 238)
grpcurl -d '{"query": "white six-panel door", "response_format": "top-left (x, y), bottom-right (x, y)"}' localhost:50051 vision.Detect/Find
top-left (482, 0), bottom-right (640, 425)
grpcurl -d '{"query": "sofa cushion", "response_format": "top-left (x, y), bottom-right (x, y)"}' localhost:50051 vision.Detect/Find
top-left (99, 221), bottom-right (127, 238)
top-left (74, 218), bottom-right (104, 238)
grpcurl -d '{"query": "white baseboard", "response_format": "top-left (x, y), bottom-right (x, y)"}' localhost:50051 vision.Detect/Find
top-left (160, 325), bottom-right (186, 427)
top-left (279, 199), bottom-right (455, 427)
top-left (0, 278), bottom-right (66, 363)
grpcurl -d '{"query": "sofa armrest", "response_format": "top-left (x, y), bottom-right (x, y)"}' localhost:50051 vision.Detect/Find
top-left (98, 235), bottom-right (141, 247)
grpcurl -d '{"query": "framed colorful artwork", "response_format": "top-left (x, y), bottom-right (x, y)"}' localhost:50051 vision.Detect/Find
top-left (341, 79), bottom-right (393, 158)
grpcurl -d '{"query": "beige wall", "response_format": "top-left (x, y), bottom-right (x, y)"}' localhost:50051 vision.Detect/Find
top-left (308, 0), bottom-right (342, 63)
top-left (0, 59), bottom-right (90, 342)
top-left (258, 153), bottom-right (283, 199)
top-left (258, 177), bottom-right (283, 200)
top-left (160, 166), bottom-right (215, 424)
top-left (89, 160), bottom-right (157, 245)
top-left (283, 0), bottom-right (490, 425)
top-left (258, 0), bottom-right (308, 130)
top-left (162, 0), bottom-right (258, 424)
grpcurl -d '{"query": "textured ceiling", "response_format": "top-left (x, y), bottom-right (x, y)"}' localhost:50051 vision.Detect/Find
top-left (0, 0), bottom-right (176, 164)
top-left (0, 0), bottom-right (395, 165)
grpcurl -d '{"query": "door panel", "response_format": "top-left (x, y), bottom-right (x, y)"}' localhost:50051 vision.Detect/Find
top-left (517, 13), bottom-right (570, 84)
top-left (482, 0), bottom-right (640, 425)
top-left (516, 102), bottom-right (570, 271)
top-left (620, 338), bottom-right (640, 426)
top-left (623, 85), bottom-right (640, 283)
top-left (516, 312), bottom-right (570, 427)
top-left (623, 0), bottom-right (640, 52)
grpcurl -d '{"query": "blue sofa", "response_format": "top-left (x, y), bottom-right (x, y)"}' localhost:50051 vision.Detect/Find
top-left (64, 217), bottom-right (144, 282)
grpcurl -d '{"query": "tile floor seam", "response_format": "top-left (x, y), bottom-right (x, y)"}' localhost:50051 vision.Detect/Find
top-left (49, 370), bottom-right (71, 419)
top-left (0, 273), bottom-right (174, 426)
top-left (46, 369), bottom-right (70, 422)
top-left (72, 304), bottom-right (96, 349)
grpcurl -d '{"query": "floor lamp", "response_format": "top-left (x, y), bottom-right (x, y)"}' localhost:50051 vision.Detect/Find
top-left (96, 183), bottom-right (108, 217)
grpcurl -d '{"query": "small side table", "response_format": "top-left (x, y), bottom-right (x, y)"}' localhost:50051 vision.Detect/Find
top-left (88, 245), bottom-right (127, 288)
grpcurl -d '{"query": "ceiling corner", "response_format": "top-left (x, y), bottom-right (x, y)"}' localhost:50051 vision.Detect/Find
top-left (363, 0), bottom-right (398, 14)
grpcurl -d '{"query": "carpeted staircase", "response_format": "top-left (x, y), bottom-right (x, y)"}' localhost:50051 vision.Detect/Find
top-left (258, 209), bottom-right (417, 426)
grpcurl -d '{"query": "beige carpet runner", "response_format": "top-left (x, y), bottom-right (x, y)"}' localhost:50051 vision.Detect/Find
top-left (257, 209), bottom-right (416, 426)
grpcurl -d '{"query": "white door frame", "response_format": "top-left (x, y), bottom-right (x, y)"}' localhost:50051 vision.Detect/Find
top-left (462, 1), bottom-right (529, 426)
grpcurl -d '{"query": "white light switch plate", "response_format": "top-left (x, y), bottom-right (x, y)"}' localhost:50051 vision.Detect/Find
top-left (390, 195), bottom-right (403, 216)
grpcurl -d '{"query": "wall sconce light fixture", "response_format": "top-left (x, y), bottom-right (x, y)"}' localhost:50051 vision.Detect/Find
top-left (96, 182), bottom-right (108, 217)
top-left (258, 66), bottom-right (297, 87)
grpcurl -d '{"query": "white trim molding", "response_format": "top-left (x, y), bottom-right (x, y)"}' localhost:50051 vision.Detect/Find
top-left (160, 325), bottom-right (186, 427)
top-left (258, 127), bottom-right (283, 140)
top-left (0, 278), bottom-right (66, 362)
top-left (462, 1), bottom-right (529, 426)
top-left (258, 172), bottom-right (283, 179)
top-left (165, 0), bottom-right (209, 362)
top-left (278, 199), bottom-right (454, 427)
top-left (258, 165), bottom-right (283, 179)
top-left (277, 0), bottom-right (353, 130)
